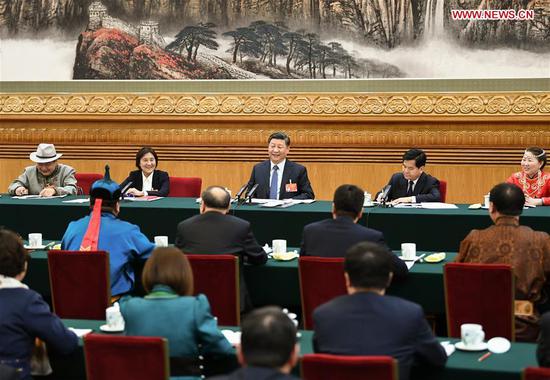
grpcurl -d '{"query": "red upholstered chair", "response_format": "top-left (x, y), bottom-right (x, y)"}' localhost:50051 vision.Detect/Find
top-left (439, 179), bottom-right (447, 203)
top-left (523, 367), bottom-right (550, 380)
top-left (301, 354), bottom-right (397, 380)
top-left (84, 334), bottom-right (169, 380)
top-left (169, 177), bottom-right (202, 197)
top-left (47, 250), bottom-right (110, 319)
top-left (299, 257), bottom-right (347, 330)
top-left (75, 173), bottom-right (103, 195)
top-left (186, 254), bottom-right (240, 326)
top-left (444, 262), bottom-right (514, 340)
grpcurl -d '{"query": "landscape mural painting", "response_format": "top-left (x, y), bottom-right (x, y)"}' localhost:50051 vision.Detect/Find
top-left (0, 0), bottom-right (549, 80)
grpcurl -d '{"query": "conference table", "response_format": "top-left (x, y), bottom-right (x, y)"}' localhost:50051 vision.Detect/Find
top-left (26, 248), bottom-right (454, 315)
top-left (2, 195), bottom-right (550, 251)
top-left (51, 319), bottom-right (538, 380)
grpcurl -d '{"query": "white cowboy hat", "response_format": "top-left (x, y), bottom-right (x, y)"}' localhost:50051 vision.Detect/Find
top-left (29, 143), bottom-right (63, 163)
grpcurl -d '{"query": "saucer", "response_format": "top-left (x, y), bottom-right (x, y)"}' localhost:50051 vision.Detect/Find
top-left (99, 324), bottom-right (124, 333)
top-left (454, 341), bottom-right (488, 351)
top-left (272, 252), bottom-right (299, 261)
top-left (24, 244), bottom-right (46, 250)
top-left (425, 252), bottom-right (446, 263)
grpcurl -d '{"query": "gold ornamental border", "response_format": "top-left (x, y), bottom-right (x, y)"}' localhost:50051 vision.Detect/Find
top-left (1, 92), bottom-right (549, 117)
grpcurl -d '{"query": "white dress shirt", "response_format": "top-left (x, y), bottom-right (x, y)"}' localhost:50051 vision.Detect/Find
top-left (142, 172), bottom-right (153, 196)
top-left (409, 177), bottom-right (419, 203)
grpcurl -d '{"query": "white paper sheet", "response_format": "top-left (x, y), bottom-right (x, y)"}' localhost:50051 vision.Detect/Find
top-left (420, 203), bottom-right (459, 209)
top-left (62, 198), bottom-right (90, 203)
top-left (221, 330), bottom-right (241, 346)
top-left (68, 328), bottom-right (93, 337)
top-left (13, 194), bottom-right (67, 199)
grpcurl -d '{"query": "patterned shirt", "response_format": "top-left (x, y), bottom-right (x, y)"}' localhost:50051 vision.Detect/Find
top-left (456, 216), bottom-right (550, 341)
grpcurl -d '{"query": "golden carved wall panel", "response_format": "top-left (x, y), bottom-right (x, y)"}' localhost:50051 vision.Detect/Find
top-left (1, 126), bottom-right (549, 148)
top-left (1, 92), bottom-right (549, 116)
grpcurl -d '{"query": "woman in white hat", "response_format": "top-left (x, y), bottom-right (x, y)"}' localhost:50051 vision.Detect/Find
top-left (7, 143), bottom-right (77, 197)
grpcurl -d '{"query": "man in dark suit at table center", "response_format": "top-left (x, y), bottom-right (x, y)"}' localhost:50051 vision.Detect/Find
top-left (300, 184), bottom-right (408, 279)
top-left (174, 186), bottom-right (267, 312)
top-left (209, 306), bottom-right (300, 380)
top-left (246, 132), bottom-right (315, 200)
top-left (379, 148), bottom-right (441, 204)
top-left (312, 241), bottom-right (447, 380)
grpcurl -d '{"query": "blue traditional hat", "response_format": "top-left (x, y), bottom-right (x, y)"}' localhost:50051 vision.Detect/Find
top-left (90, 165), bottom-right (121, 201)
top-left (81, 165), bottom-right (120, 251)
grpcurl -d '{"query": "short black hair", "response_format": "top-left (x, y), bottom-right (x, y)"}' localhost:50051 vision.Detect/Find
top-left (525, 147), bottom-right (547, 170)
top-left (403, 149), bottom-right (427, 168)
top-left (0, 228), bottom-right (28, 277)
top-left (135, 147), bottom-right (158, 169)
top-left (241, 306), bottom-right (297, 368)
top-left (90, 197), bottom-right (119, 213)
top-left (344, 242), bottom-right (392, 289)
top-left (201, 186), bottom-right (231, 209)
top-left (490, 183), bottom-right (525, 216)
top-left (333, 184), bottom-right (364, 218)
top-left (268, 132), bottom-right (290, 147)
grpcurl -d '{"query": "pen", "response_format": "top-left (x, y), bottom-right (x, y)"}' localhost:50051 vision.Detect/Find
top-left (478, 352), bottom-right (492, 362)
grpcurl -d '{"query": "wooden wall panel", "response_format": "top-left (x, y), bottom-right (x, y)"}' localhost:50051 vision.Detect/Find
top-left (1, 90), bottom-right (548, 203)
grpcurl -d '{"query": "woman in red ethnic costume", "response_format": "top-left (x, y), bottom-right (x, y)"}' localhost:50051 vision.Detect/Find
top-left (507, 147), bottom-right (550, 207)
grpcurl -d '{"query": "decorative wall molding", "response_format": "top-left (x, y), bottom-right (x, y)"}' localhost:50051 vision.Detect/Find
top-left (1, 92), bottom-right (549, 116)
top-left (1, 126), bottom-right (549, 148)
top-left (0, 143), bottom-right (539, 165)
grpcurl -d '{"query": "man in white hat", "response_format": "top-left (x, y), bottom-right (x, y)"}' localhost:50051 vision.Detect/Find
top-left (8, 143), bottom-right (77, 197)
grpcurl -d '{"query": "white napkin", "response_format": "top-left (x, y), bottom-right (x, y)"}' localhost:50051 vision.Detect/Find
top-left (440, 341), bottom-right (456, 356)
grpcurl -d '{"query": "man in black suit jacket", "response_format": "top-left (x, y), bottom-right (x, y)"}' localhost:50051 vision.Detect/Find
top-left (313, 242), bottom-right (447, 380)
top-left (210, 307), bottom-right (300, 380)
top-left (246, 132), bottom-right (314, 200)
top-left (300, 184), bottom-right (408, 279)
top-left (379, 148), bottom-right (441, 204)
top-left (175, 186), bottom-right (267, 311)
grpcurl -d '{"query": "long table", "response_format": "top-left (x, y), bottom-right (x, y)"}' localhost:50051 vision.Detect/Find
top-left (27, 248), bottom-right (454, 315)
top-left (52, 319), bottom-right (538, 380)
top-left (2, 195), bottom-right (550, 251)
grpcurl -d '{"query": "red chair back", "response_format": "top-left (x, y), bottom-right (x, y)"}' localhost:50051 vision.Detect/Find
top-left (301, 354), bottom-right (397, 380)
top-left (439, 180), bottom-right (447, 203)
top-left (186, 254), bottom-right (240, 326)
top-left (84, 334), bottom-right (169, 380)
top-left (444, 262), bottom-right (514, 340)
top-left (48, 250), bottom-right (110, 319)
top-left (75, 173), bottom-right (103, 195)
top-left (299, 257), bottom-right (347, 330)
top-left (523, 367), bottom-right (550, 380)
top-left (169, 177), bottom-right (202, 197)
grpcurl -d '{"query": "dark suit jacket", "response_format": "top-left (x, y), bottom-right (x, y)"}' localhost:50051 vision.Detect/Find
top-left (120, 169), bottom-right (170, 197)
top-left (300, 216), bottom-right (408, 279)
top-left (384, 172), bottom-right (441, 203)
top-left (537, 312), bottom-right (550, 366)
top-left (0, 288), bottom-right (78, 380)
top-left (175, 211), bottom-right (267, 311)
top-left (313, 292), bottom-right (447, 380)
top-left (246, 160), bottom-right (314, 200)
top-left (208, 366), bottom-right (300, 380)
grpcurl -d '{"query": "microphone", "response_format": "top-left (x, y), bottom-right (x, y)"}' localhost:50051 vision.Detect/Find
top-left (380, 185), bottom-right (392, 207)
top-left (234, 184), bottom-right (249, 202)
top-left (119, 181), bottom-right (133, 199)
top-left (246, 184), bottom-right (259, 202)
